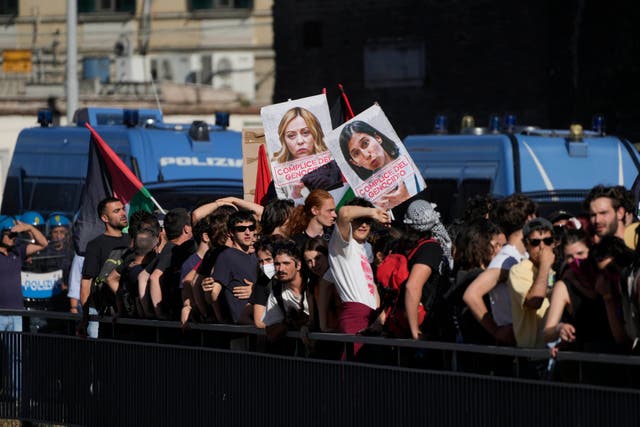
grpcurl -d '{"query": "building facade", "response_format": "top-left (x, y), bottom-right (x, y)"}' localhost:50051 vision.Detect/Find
top-left (272, 0), bottom-right (640, 140)
top-left (0, 0), bottom-right (274, 112)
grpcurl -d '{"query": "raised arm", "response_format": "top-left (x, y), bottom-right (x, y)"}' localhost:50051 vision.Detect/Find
top-left (463, 268), bottom-right (504, 339)
top-left (543, 280), bottom-right (574, 343)
top-left (12, 221), bottom-right (48, 256)
top-left (336, 205), bottom-right (390, 241)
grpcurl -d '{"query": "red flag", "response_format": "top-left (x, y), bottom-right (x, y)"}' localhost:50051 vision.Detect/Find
top-left (338, 83), bottom-right (355, 120)
top-left (330, 83), bottom-right (355, 128)
top-left (254, 144), bottom-right (272, 205)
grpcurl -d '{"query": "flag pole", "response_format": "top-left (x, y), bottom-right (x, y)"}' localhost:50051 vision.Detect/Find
top-left (149, 195), bottom-right (166, 214)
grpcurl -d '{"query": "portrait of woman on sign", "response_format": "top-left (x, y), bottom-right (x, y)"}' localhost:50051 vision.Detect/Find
top-left (327, 104), bottom-right (426, 210)
top-left (261, 94), bottom-right (346, 203)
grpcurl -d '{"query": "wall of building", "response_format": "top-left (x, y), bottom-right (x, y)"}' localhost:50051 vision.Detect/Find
top-left (273, 0), bottom-right (640, 140)
top-left (0, 0), bottom-right (274, 107)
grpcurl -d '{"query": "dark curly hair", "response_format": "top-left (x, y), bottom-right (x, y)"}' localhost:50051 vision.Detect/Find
top-left (495, 194), bottom-right (538, 236)
top-left (583, 185), bottom-right (628, 212)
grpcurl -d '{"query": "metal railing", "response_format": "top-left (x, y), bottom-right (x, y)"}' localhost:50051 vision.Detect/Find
top-left (0, 308), bottom-right (639, 426)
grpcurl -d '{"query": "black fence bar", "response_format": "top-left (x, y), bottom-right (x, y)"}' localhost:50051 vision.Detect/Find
top-left (2, 308), bottom-right (640, 423)
top-left (0, 333), bottom-right (638, 427)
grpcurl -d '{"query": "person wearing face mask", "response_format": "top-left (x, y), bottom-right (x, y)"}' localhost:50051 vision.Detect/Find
top-left (106, 211), bottom-right (160, 318)
top-left (544, 232), bottom-right (632, 354)
top-left (250, 236), bottom-right (279, 329)
top-left (262, 240), bottom-right (313, 355)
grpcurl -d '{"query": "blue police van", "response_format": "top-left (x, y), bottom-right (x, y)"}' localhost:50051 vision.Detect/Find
top-left (1, 107), bottom-right (244, 218)
top-left (1, 107), bottom-right (245, 307)
top-left (404, 122), bottom-right (640, 222)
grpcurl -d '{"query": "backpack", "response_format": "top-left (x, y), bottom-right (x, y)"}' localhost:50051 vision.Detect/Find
top-left (91, 247), bottom-right (127, 314)
top-left (376, 238), bottom-right (451, 338)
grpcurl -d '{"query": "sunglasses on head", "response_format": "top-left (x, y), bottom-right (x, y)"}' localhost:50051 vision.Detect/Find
top-left (234, 224), bottom-right (256, 233)
top-left (528, 237), bottom-right (554, 247)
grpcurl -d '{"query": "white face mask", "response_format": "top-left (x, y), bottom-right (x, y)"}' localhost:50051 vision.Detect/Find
top-left (261, 263), bottom-right (276, 279)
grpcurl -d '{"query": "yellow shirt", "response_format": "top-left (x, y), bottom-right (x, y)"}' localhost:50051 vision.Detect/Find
top-left (508, 259), bottom-right (551, 348)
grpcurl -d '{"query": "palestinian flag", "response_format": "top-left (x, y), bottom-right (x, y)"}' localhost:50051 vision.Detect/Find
top-left (72, 123), bottom-right (162, 254)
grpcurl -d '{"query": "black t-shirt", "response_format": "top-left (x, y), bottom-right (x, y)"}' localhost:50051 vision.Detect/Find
top-left (409, 241), bottom-right (443, 272)
top-left (565, 277), bottom-right (621, 353)
top-left (82, 234), bottom-right (131, 279)
top-left (146, 240), bottom-right (196, 289)
top-left (212, 247), bottom-right (258, 323)
top-left (196, 246), bottom-right (227, 277)
top-left (118, 250), bottom-right (157, 295)
top-left (292, 226), bottom-right (333, 250)
top-left (249, 272), bottom-right (272, 307)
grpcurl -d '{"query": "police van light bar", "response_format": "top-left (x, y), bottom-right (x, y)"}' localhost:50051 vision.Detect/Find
top-left (592, 114), bottom-right (606, 135)
top-left (189, 121), bottom-right (210, 142)
top-left (123, 109), bottom-right (139, 128)
top-left (503, 114), bottom-right (517, 133)
top-left (215, 112), bottom-right (230, 129)
top-left (489, 114), bottom-right (501, 133)
top-left (460, 115), bottom-right (475, 132)
top-left (569, 124), bottom-right (584, 142)
top-left (37, 109), bottom-right (53, 127)
top-left (433, 115), bottom-right (448, 134)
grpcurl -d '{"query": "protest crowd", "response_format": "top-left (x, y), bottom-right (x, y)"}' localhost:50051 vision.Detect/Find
top-left (3, 182), bottom-right (640, 380)
top-left (2, 95), bottom-right (640, 389)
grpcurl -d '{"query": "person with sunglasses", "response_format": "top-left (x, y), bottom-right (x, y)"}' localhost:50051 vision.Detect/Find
top-left (210, 209), bottom-right (259, 324)
top-left (508, 218), bottom-right (556, 348)
top-left (328, 197), bottom-right (391, 357)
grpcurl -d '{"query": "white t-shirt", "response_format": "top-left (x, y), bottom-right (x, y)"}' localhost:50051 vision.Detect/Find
top-left (261, 285), bottom-right (309, 327)
top-left (67, 254), bottom-right (84, 300)
top-left (328, 226), bottom-right (378, 310)
top-left (487, 244), bottom-right (527, 327)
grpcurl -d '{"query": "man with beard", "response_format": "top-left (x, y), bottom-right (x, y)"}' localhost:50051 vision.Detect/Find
top-left (584, 185), bottom-right (628, 241)
top-left (79, 197), bottom-right (130, 336)
top-left (262, 240), bottom-right (310, 334)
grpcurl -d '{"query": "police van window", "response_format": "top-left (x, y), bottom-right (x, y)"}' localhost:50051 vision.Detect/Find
top-left (9, 177), bottom-right (83, 215)
top-left (95, 113), bottom-right (125, 126)
top-left (0, 176), bottom-right (20, 214)
top-left (422, 178), bottom-right (458, 225)
top-left (459, 179), bottom-right (492, 202)
top-left (30, 182), bottom-right (82, 214)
